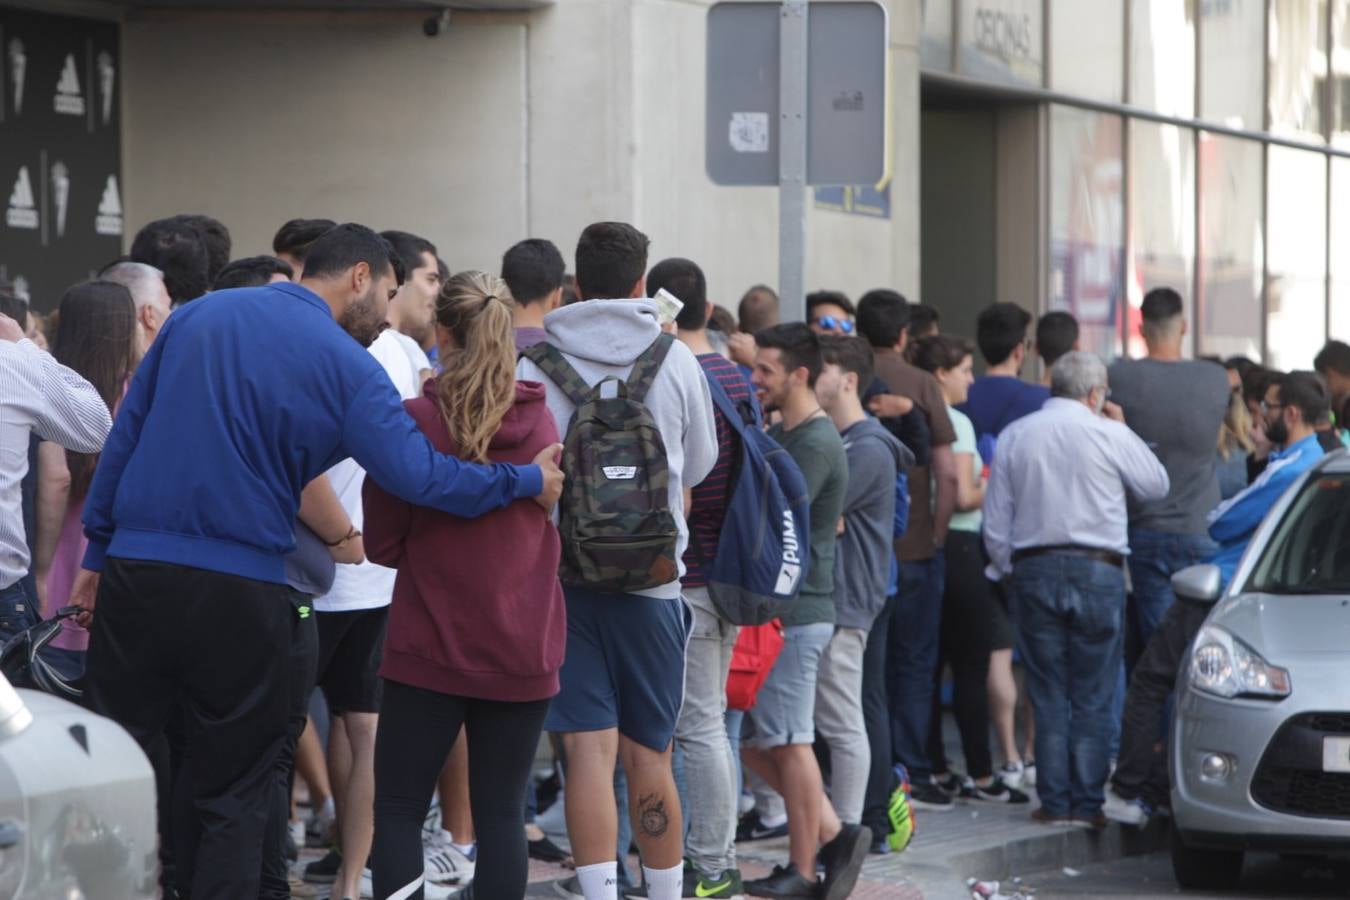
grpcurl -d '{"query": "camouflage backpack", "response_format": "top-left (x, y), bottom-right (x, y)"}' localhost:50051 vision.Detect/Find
top-left (522, 334), bottom-right (680, 592)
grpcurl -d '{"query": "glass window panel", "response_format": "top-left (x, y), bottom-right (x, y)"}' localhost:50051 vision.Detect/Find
top-left (1332, 0), bottom-right (1350, 146)
top-left (1126, 121), bottom-right (1196, 359)
top-left (921, 0), bottom-right (954, 70)
top-left (1268, 0), bottom-right (1329, 141)
top-left (1328, 156), bottom-right (1350, 340)
top-left (1050, 0), bottom-right (1124, 102)
top-left (1266, 146), bottom-right (1327, 371)
top-left (1198, 133), bottom-right (1263, 361)
top-left (1130, 0), bottom-right (1196, 116)
top-left (1201, 0), bottom-right (1265, 129)
top-left (957, 0), bottom-right (1043, 87)
top-left (1049, 106), bottom-right (1125, 360)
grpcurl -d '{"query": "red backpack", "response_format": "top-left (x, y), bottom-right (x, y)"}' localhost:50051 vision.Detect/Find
top-left (725, 620), bottom-right (785, 711)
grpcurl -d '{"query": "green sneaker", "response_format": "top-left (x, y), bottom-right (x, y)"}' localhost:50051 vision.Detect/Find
top-left (887, 784), bottom-right (916, 853)
top-left (686, 867), bottom-right (744, 898)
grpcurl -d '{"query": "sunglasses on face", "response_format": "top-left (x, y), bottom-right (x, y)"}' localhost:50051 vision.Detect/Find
top-left (812, 315), bottom-right (854, 333)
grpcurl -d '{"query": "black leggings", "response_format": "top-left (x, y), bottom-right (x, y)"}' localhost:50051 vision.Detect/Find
top-left (371, 679), bottom-right (550, 900)
top-left (927, 530), bottom-right (996, 780)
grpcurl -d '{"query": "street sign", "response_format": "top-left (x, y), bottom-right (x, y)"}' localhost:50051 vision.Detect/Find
top-left (706, 1), bottom-right (888, 187)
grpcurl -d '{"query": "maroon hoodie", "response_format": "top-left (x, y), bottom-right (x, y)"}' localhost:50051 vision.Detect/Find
top-left (363, 380), bottom-right (565, 702)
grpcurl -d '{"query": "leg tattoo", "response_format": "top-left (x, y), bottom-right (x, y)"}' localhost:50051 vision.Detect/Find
top-left (636, 793), bottom-right (670, 838)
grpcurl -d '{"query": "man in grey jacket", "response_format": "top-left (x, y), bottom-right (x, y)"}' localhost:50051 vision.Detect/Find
top-left (816, 335), bottom-right (913, 826)
top-left (516, 222), bottom-right (717, 900)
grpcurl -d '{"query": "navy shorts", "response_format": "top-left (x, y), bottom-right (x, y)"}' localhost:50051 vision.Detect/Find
top-left (545, 586), bottom-right (690, 751)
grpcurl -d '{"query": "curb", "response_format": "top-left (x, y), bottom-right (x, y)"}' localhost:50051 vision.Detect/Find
top-left (946, 819), bottom-right (1170, 883)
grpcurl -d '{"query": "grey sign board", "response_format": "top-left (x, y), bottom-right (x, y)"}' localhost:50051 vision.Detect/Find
top-left (706, 1), bottom-right (887, 187)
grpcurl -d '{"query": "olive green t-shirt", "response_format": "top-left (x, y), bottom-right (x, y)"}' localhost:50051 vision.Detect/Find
top-left (769, 414), bottom-right (848, 626)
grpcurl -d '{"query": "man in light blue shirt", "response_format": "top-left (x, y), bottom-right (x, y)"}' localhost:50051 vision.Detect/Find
top-left (983, 352), bottom-right (1169, 827)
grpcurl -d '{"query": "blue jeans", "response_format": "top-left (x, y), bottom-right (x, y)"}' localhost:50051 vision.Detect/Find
top-left (0, 580), bottom-right (37, 644)
top-left (887, 554), bottom-right (944, 780)
top-left (1010, 554), bottom-right (1125, 819)
top-left (1127, 528), bottom-right (1219, 654)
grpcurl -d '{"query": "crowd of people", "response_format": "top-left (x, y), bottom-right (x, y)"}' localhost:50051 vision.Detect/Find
top-left (0, 211), bottom-right (1346, 900)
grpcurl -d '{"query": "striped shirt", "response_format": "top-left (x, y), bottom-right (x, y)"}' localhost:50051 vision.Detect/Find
top-left (682, 353), bottom-right (758, 588)
top-left (0, 339), bottom-right (112, 588)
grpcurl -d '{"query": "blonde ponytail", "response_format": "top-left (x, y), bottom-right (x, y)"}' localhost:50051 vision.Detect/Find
top-left (434, 270), bottom-right (518, 463)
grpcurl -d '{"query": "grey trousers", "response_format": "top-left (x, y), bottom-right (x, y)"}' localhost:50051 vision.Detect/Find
top-left (674, 588), bottom-right (740, 876)
top-left (815, 627), bottom-right (870, 824)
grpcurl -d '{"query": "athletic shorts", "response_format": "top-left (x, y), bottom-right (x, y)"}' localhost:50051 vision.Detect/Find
top-left (315, 606), bottom-right (388, 714)
top-left (544, 586), bottom-right (690, 752)
top-left (743, 622), bottom-right (833, 749)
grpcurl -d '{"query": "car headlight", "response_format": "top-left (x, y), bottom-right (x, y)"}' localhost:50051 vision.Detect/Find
top-left (1190, 625), bottom-right (1291, 699)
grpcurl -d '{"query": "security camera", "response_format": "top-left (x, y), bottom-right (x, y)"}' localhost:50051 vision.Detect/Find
top-left (423, 8), bottom-right (451, 37)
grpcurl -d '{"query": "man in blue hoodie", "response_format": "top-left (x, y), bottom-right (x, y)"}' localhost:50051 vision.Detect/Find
top-left (74, 224), bottom-right (563, 900)
top-left (1106, 370), bottom-right (1328, 826)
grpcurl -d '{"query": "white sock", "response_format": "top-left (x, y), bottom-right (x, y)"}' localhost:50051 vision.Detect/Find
top-left (576, 861), bottom-right (619, 900)
top-left (450, 840), bottom-right (475, 857)
top-left (642, 863), bottom-right (684, 900)
top-left (759, 811), bottom-right (787, 828)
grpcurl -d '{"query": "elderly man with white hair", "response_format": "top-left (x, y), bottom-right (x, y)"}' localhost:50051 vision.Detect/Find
top-left (100, 260), bottom-right (172, 356)
top-left (982, 351), bottom-right (1169, 829)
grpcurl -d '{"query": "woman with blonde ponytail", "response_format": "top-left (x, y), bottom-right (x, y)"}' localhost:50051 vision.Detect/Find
top-left (364, 270), bottom-right (565, 900)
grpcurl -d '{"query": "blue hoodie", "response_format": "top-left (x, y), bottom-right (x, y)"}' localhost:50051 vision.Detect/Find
top-left (1206, 433), bottom-right (1324, 588)
top-left (82, 282), bottom-right (542, 585)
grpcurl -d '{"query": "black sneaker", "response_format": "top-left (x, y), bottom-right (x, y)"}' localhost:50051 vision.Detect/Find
top-left (302, 847), bottom-right (342, 884)
top-left (736, 810), bottom-right (790, 842)
top-left (964, 775), bottom-right (1030, 804)
top-left (744, 863), bottom-right (818, 898)
top-left (819, 823), bottom-right (872, 900)
top-left (934, 772), bottom-right (963, 797)
top-left (528, 834), bottom-right (570, 863)
top-left (909, 778), bottom-right (954, 810)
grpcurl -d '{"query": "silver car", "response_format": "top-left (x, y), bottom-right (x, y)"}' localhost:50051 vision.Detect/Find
top-left (0, 672), bottom-right (156, 898)
top-left (1170, 449), bottom-right (1350, 890)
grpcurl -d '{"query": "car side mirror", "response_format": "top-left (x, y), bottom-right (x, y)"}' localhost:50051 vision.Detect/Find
top-left (1172, 564), bottom-right (1223, 603)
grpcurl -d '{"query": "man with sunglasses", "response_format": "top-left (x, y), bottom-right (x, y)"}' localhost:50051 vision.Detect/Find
top-left (806, 291), bottom-right (856, 336)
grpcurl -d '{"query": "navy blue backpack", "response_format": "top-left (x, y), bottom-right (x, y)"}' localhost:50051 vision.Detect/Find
top-left (700, 374), bottom-right (812, 625)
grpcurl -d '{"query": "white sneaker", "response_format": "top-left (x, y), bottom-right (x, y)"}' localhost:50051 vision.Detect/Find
top-left (424, 837), bottom-right (476, 885)
top-left (1103, 787), bottom-right (1150, 827)
top-left (288, 818), bottom-right (305, 847)
top-left (737, 790), bottom-right (755, 817)
top-left (361, 868), bottom-right (455, 899)
top-left (999, 761), bottom-right (1025, 790)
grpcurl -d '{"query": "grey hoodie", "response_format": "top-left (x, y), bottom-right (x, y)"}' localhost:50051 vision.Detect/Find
top-left (835, 417), bottom-right (914, 630)
top-left (516, 299), bottom-right (718, 601)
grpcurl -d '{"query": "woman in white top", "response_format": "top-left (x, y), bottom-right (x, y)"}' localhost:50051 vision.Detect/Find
top-left (911, 334), bottom-right (1029, 804)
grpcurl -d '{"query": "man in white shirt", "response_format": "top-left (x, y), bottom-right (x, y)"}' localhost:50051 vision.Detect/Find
top-left (380, 230), bottom-right (442, 384)
top-left (0, 309), bottom-right (111, 641)
top-left (983, 352), bottom-right (1168, 828)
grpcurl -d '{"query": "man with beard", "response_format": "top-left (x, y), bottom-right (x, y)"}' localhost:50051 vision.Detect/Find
top-left (380, 230), bottom-right (442, 385)
top-left (75, 223), bottom-right (563, 900)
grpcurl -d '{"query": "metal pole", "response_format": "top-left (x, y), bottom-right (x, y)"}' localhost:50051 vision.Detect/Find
top-left (778, 0), bottom-right (808, 323)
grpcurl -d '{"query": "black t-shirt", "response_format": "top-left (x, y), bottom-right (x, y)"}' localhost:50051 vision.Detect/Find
top-left (864, 375), bottom-right (931, 467)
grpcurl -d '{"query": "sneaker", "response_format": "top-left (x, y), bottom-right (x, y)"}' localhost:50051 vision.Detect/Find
top-left (554, 875), bottom-right (585, 899)
top-left (819, 823), bottom-right (872, 900)
top-left (424, 839), bottom-right (475, 885)
top-left (360, 869), bottom-right (453, 900)
top-left (1022, 760), bottom-right (1036, 788)
top-left (886, 785), bottom-right (916, 853)
top-left (735, 810), bottom-right (790, 842)
top-left (302, 847), bottom-right (342, 884)
top-left (934, 772), bottom-right (963, 797)
top-left (289, 818), bottom-right (306, 848)
top-left (964, 775), bottom-right (1031, 804)
top-left (423, 800), bottom-right (444, 842)
top-left (1030, 807), bottom-right (1072, 826)
top-left (685, 867), bottom-right (745, 899)
top-left (1103, 787), bottom-right (1151, 827)
top-left (743, 863), bottom-right (818, 898)
top-left (305, 806), bottom-right (336, 849)
top-left (909, 778), bottom-right (954, 810)
top-left (528, 834), bottom-right (570, 863)
top-left (999, 761), bottom-right (1026, 790)
top-left (738, 790), bottom-right (756, 817)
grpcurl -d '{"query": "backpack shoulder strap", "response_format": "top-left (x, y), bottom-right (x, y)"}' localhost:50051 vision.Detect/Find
top-left (521, 342), bottom-right (592, 409)
top-left (626, 333), bottom-right (676, 405)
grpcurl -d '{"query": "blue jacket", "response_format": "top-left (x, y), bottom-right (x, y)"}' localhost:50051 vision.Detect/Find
top-left (1207, 433), bottom-right (1324, 588)
top-left (82, 283), bottom-right (542, 585)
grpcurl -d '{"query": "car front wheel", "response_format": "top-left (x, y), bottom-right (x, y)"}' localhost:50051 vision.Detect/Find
top-left (1171, 826), bottom-right (1244, 890)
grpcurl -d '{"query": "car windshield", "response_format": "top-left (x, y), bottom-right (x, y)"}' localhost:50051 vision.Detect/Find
top-left (1247, 472), bottom-right (1350, 594)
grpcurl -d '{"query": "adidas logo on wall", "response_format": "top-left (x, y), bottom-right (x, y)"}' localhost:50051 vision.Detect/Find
top-left (97, 51), bottom-right (115, 125)
top-left (54, 53), bottom-right (85, 116)
top-left (96, 175), bottom-right (123, 236)
top-left (6, 167), bottom-right (38, 230)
